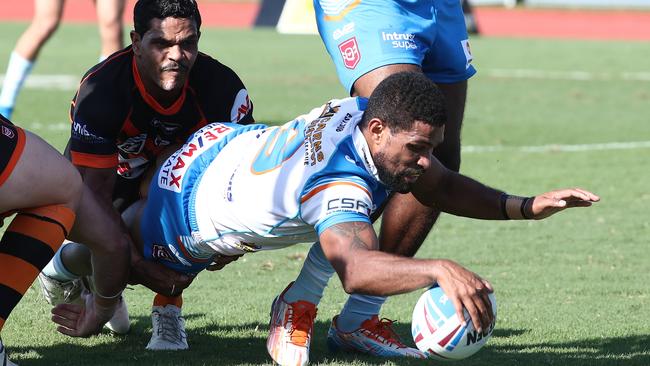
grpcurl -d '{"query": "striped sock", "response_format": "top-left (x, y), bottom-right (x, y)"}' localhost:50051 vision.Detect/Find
top-left (0, 205), bottom-right (75, 331)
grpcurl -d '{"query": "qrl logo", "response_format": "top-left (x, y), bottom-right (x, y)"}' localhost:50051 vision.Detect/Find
top-left (339, 37), bottom-right (360, 69)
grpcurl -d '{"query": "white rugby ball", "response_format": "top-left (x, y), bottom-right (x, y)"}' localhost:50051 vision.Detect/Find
top-left (411, 285), bottom-right (497, 360)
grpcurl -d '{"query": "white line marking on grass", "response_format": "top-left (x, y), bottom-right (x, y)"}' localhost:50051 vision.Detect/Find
top-left (485, 69), bottom-right (650, 82)
top-left (463, 141), bottom-right (650, 153)
top-left (3, 68), bottom-right (650, 91)
top-left (0, 74), bottom-right (79, 90)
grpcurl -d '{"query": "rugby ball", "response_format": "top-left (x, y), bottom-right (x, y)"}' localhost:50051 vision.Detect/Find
top-left (411, 285), bottom-right (497, 360)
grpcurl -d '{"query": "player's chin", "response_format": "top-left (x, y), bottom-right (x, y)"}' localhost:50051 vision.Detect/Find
top-left (160, 77), bottom-right (186, 91)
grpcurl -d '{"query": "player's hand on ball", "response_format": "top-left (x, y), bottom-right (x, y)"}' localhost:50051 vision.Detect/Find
top-left (51, 292), bottom-right (114, 337)
top-left (432, 259), bottom-right (494, 334)
top-left (529, 188), bottom-right (600, 219)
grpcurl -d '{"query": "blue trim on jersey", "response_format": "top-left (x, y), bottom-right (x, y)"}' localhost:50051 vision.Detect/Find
top-left (314, 212), bottom-right (371, 236)
top-left (299, 128), bottom-right (388, 235)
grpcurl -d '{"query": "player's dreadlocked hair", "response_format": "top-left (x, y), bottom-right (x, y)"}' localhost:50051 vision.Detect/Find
top-left (361, 72), bottom-right (447, 132)
top-left (134, 0), bottom-right (202, 36)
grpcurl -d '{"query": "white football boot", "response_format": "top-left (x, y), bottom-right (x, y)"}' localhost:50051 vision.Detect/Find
top-left (104, 297), bottom-right (130, 334)
top-left (146, 305), bottom-right (188, 350)
top-left (266, 282), bottom-right (318, 366)
top-left (37, 273), bottom-right (83, 306)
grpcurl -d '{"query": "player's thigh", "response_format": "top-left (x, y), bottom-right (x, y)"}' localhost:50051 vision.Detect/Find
top-left (94, 0), bottom-right (125, 25)
top-left (314, 0), bottom-right (435, 94)
top-left (0, 129), bottom-right (81, 213)
top-left (33, 0), bottom-right (65, 24)
top-left (352, 63), bottom-right (421, 97)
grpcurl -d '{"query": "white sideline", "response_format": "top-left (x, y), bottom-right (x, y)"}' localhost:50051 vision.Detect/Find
top-left (2, 68), bottom-right (650, 91)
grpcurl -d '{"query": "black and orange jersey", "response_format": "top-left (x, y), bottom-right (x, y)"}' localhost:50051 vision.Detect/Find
top-left (69, 45), bottom-right (254, 180)
top-left (0, 114), bottom-right (26, 188)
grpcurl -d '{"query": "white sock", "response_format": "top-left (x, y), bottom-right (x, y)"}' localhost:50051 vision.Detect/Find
top-left (42, 242), bottom-right (78, 281)
top-left (0, 52), bottom-right (34, 109)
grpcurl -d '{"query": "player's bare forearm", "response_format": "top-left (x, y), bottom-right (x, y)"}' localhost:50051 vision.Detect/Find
top-left (428, 170), bottom-right (505, 219)
top-left (320, 221), bottom-right (495, 331)
top-left (414, 167), bottom-right (599, 220)
top-left (69, 183), bottom-right (130, 308)
top-left (320, 221), bottom-right (442, 295)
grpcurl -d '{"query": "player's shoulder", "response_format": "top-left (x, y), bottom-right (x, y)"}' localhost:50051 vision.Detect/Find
top-left (78, 47), bottom-right (133, 89)
top-left (72, 48), bottom-right (134, 124)
top-left (75, 48), bottom-right (133, 106)
top-left (190, 52), bottom-right (246, 87)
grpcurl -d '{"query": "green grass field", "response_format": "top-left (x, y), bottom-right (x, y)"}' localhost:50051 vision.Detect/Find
top-left (1, 22), bottom-right (649, 365)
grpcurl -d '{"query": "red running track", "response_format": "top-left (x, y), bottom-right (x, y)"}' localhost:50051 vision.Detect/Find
top-left (1, 0), bottom-right (649, 40)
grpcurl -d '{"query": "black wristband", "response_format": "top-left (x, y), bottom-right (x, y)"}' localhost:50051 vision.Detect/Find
top-left (499, 193), bottom-right (510, 220)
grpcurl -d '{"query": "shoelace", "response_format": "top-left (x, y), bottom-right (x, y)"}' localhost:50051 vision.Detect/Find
top-left (289, 302), bottom-right (317, 346)
top-left (364, 317), bottom-right (407, 348)
top-left (153, 310), bottom-right (186, 345)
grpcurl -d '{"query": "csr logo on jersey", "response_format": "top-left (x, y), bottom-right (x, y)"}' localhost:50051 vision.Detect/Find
top-left (381, 31), bottom-right (418, 51)
top-left (338, 37), bottom-right (360, 69)
top-left (158, 123), bottom-right (233, 192)
top-left (327, 198), bottom-right (372, 216)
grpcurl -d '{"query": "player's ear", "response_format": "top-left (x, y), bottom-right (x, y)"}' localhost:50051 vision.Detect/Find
top-left (130, 31), bottom-right (142, 54)
top-left (367, 118), bottom-right (386, 145)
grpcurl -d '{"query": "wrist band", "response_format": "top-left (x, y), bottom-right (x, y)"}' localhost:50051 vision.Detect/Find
top-left (500, 194), bottom-right (532, 220)
top-left (94, 290), bottom-right (123, 300)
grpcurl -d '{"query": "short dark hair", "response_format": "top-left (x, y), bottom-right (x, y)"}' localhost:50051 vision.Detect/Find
top-left (361, 72), bottom-right (447, 132)
top-left (133, 0), bottom-right (202, 36)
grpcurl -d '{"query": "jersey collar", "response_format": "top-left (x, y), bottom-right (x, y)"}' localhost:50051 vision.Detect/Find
top-left (352, 126), bottom-right (382, 184)
top-left (132, 57), bottom-right (188, 115)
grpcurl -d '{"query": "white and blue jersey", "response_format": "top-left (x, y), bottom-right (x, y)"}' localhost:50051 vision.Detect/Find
top-left (314, 0), bottom-right (476, 93)
top-left (141, 97), bottom-right (391, 274)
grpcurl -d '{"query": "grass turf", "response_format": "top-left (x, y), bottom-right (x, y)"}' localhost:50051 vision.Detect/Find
top-left (0, 23), bottom-right (648, 365)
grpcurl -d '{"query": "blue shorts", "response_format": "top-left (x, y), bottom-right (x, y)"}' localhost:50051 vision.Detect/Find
top-left (139, 122), bottom-right (258, 275)
top-left (314, 0), bottom-right (476, 93)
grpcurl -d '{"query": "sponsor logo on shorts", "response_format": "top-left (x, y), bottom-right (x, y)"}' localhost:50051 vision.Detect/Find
top-left (461, 39), bottom-right (473, 69)
top-left (158, 123), bottom-right (233, 192)
top-left (151, 244), bottom-right (180, 264)
top-left (333, 22), bottom-right (355, 40)
top-left (381, 31), bottom-right (418, 51)
top-left (338, 37), bottom-right (360, 69)
top-left (1, 125), bottom-right (15, 139)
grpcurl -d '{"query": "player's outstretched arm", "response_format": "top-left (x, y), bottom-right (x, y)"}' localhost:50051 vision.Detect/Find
top-left (319, 221), bottom-right (494, 333)
top-left (413, 158), bottom-right (599, 220)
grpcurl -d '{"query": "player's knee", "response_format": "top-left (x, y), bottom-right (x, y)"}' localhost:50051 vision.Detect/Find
top-left (59, 164), bottom-right (83, 211)
top-left (33, 18), bottom-right (60, 39)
